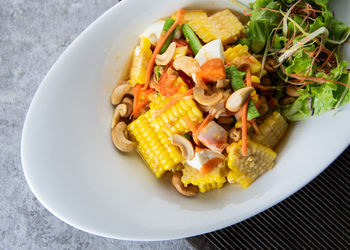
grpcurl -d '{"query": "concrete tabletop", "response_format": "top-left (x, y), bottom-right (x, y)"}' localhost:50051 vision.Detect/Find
top-left (0, 1), bottom-right (194, 249)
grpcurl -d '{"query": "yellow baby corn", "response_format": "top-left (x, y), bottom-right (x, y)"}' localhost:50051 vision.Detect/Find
top-left (127, 79), bottom-right (203, 177)
top-left (251, 75), bottom-right (261, 83)
top-left (208, 9), bottom-right (244, 45)
top-left (129, 37), bottom-right (152, 85)
top-left (224, 44), bottom-right (249, 62)
top-left (224, 44), bottom-right (262, 74)
top-left (127, 112), bottom-right (182, 178)
top-left (150, 78), bottom-right (203, 137)
top-left (187, 9), bottom-right (243, 45)
top-left (173, 46), bottom-right (188, 59)
top-left (227, 140), bottom-right (276, 188)
top-left (188, 18), bottom-right (217, 43)
top-left (172, 10), bottom-right (208, 22)
top-left (252, 112), bottom-right (288, 149)
top-left (181, 163), bottom-right (227, 193)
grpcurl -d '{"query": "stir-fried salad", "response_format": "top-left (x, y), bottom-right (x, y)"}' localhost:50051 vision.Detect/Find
top-left (110, 2), bottom-right (349, 197)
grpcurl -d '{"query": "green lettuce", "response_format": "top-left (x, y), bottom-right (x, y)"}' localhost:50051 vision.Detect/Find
top-left (281, 61), bottom-right (349, 121)
top-left (245, 0), bottom-right (282, 53)
top-left (285, 50), bottom-right (313, 76)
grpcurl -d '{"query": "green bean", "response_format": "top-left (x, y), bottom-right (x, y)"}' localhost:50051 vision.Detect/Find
top-left (181, 23), bottom-right (202, 55)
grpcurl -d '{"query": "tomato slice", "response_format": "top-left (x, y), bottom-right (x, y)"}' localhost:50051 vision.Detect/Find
top-left (131, 84), bottom-right (154, 117)
top-left (159, 69), bottom-right (182, 97)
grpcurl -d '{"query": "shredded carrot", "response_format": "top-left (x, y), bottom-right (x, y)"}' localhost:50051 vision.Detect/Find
top-left (272, 17), bottom-right (284, 47)
top-left (250, 119), bottom-right (261, 135)
top-left (320, 47), bottom-right (336, 69)
top-left (241, 99), bottom-right (249, 156)
top-left (194, 112), bottom-right (215, 145)
top-left (184, 116), bottom-right (200, 145)
top-left (159, 69), bottom-right (182, 97)
top-left (255, 97), bottom-right (262, 109)
top-left (299, 8), bottom-right (324, 13)
top-left (289, 74), bottom-right (350, 89)
top-left (246, 66), bottom-right (252, 87)
top-left (143, 9), bottom-right (184, 90)
top-left (244, 10), bottom-right (252, 16)
top-left (131, 85), bottom-right (155, 118)
top-left (257, 8), bottom-right (282, 14)
top-left (252, 82), bottom-right (273, 90)
top-left (183, 116), bottom-right (197, 134)
top-left (241, 66), bottom-right (252, 156)
top-left (200, 158), bottom-right (224, 175)
top-left (155, 89), bottom-right (193, 117)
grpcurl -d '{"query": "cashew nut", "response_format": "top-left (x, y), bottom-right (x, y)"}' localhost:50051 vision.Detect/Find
top-left (216, 79), bottom-right (230, 88)
top-left (229, 127), bottom-right (242, 142)
top-left (225, 87), bottom-right (254, 112)
top-left (171, 134), bottom-right (194, 161)
top-left (286, 84), bottom-right (301, 97)
top-left (172, 171), bottom-right (198, 197)
top-left (155, 42), bottom-right (176, 66)
top-left (173, 56), bottom-right (200, 76)
top-left (110, 83), bottom-right (133, 105)
top-left (111, 122), bottom-right (137, 152)
top-left (198, 104), bottom-right (210, 113)
top-left (121, 96), bottom-right (133, 117)
top-left (280, 96), bottom-right (295, 105)
top-left (111, 104), bottom-right (127, 129)
top-left (193, 87), bottom-right (223, 106)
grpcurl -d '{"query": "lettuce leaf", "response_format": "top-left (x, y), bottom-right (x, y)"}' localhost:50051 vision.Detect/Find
top-left (245, 0), bottom-right (282, 53)
top-left (281, 61), bottom-right (349, 121)
top-left (285, 50), bottom-right (313, 76)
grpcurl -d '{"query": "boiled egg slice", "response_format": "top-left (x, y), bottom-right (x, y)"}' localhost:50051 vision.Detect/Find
top-left (140, 20), bottom-right (165, 46)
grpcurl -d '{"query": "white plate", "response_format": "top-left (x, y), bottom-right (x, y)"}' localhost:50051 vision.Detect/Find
top-left (21, 0), bottom-right (350, 241)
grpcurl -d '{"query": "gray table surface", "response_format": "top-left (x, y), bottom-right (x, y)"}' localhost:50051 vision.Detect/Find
top-left (0, 1), bottom-right (195, 249)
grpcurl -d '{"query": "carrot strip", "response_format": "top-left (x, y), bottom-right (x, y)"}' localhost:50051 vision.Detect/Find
top-left (183, 116), bottom-right (197, 134)
top-left (183, 116), bottom-right (200, 145)
top-left (194, 112), bottom-right (215, 145)
top-left (300, 35), bottom-right (324, 83)
top-left (252, 82), bottom-right (273, 90)
top-left (250, 119), bottom-right (261, 135)
top-left (241, 98), bottom-right (249, 156)
top-left (272, 17), bottom-right (284, 47)
top-left (299, 8), bottom-right (324, 13)
top-left (155, 89), bottom-right (193, 117)
top-left (289, 74), bottom-right (350, 88)
top-left (143, 9), bottom-right (184, 90)
top-left (257, 8), bottom-right (281, 14)
top-left (320, 47), bottom-right (336, 69)
top-left (131, 85), bottom-right (155, 118)
top-left (244, 10), bottom-right (252, 16)
top-left (246, 66), bottom-right (252, 87)
top-left (241, 66), bottom-right (252, 156)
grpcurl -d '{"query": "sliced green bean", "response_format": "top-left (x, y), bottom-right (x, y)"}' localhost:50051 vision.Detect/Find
top-left (181, 23), bottom-right (202, 55)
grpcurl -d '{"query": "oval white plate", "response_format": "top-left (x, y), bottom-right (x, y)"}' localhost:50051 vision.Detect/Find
top-left (22, 0), bottom-right (349, 241)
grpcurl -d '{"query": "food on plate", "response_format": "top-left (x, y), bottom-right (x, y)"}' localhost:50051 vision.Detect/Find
top-left (110, 1), bottom-right (349, 196)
